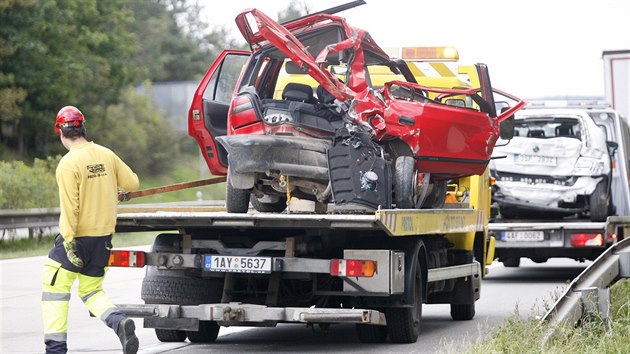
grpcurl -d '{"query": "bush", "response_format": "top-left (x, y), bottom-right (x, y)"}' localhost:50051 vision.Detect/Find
top-left (0, 156), bottom-right (60, 209)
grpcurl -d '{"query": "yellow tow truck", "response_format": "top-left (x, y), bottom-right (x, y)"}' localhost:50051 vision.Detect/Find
top-left (106, 45), bottom-right (498, 345)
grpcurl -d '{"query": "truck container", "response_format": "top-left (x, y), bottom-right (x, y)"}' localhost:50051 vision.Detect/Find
top-left (603, 50), bottom-right (630, 120)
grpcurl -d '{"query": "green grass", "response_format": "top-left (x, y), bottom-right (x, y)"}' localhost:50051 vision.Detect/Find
top-left (0, 232), bottom-right (158, 260)
top-left (467, 279), bottom-right (630, 354)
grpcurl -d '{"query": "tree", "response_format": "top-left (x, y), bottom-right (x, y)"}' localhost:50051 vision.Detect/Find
top-left (277, 1), bottom-right (310, 24)
top-left (0, 0), bottom-right (143, 158)
top-left (89, 84), bottom-right (179, 177)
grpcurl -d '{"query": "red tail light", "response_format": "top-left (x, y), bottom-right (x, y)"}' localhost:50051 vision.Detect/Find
top-left (570, 233), bottom-right (604, 247)
top-left (108, 250), bottom-right (146, 267)
top-left (330, 259), bottom-right (376, 277)
top-left (230, 96), bottom-right (259, 128)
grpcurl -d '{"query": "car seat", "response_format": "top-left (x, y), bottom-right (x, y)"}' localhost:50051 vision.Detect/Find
top-left (282, 83), bottom-right (316, 103)
top-left (527, 130), bottom-right (545, 138)
top-left (555, 125), bottom-right (574, 137)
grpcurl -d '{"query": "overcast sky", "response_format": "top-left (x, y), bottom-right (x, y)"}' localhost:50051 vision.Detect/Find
top-left (200, 0), bottom-right (630, 99)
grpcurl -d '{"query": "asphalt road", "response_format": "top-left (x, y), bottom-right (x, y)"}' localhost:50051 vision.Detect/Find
top-left (1, 254), bottom-right (588, 354)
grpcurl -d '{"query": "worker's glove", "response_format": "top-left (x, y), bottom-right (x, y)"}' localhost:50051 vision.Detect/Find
top-left (63, 240), bottom-right (84, 268)
top-left (118, 191), bottom-right (130, 202)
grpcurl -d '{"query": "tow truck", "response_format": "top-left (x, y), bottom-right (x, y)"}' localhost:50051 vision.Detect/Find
top-left (110, 171), bottom-right (493, 344)
top-left (107, 2), bottom-right (514, 344)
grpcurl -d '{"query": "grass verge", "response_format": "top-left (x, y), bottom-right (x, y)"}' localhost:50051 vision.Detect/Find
top-left (468, 279), bottom-right (630, 353)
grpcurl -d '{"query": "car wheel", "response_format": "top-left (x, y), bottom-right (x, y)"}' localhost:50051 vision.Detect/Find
top-left (421, 180), bottom-right (447, 209)
top-left (226, 169), bottom-right (250, 213)
top-left (499, 206), bottom-right (520, 219)
top-left (589, 180), bottom-right (610, 222)
top-left (250, 194), bottom-right (287, 213)
top-left (394, 156), bottom-right (421, 209)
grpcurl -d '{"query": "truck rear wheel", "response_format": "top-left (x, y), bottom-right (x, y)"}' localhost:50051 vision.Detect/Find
top-left (187, 321), bottom-right (220, 343)
top-left (450, 303), bottom-right (475, 321)
top-left (386, 261), bottom-right (422, 343)
top-left (356, 323), bottom-right (388, 343)
top-left (155, 328), bottom-right (187, 342)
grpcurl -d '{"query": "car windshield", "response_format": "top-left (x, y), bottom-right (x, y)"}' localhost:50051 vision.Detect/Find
top-left (514, 117), bottom-right (581, 140)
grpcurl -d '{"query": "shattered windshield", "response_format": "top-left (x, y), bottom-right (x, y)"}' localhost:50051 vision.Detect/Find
top-left (514, 117), bottom-right (582, 140)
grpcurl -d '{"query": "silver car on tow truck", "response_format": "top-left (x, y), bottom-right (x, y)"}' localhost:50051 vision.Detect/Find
top-left (490, 105), bottom-right (616, 222)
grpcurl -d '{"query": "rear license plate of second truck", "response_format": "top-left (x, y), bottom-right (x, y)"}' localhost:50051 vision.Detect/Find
top-left (204, 255), bottom-right (272, 273)
top-left (502, 231), bottom-right (544, 241)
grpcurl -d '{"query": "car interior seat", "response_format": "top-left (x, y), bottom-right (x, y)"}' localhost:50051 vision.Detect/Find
top-left (282, 83), bottom-right (316, 103)
top-left (555, 125), bottom-right (574, 137)
top-left (527, 130), bottom-right (546, 138)
top-left (316, 85), bottom-right (336, 104)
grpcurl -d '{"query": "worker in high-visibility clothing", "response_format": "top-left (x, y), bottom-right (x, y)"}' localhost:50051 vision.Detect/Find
top-left (42, 106), bottom-right (140, 354)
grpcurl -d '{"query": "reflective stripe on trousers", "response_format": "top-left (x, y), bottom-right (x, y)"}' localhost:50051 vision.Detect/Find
top-left (42, 258), bottom-right (118, 353)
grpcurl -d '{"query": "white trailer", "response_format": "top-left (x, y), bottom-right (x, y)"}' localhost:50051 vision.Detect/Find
top-left (603, 50), bottom-right (630, 120)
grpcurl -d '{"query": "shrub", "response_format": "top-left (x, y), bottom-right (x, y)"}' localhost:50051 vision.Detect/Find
top-left (0, 156), bottom-right (60, 209)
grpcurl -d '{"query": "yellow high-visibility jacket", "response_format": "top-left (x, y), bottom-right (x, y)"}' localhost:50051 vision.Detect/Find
top-left (56, 141), bottom-right (138, 241)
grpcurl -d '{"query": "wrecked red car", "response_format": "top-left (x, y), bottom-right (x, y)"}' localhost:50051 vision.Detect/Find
top-left (188, 1), bottom-right (525, 213)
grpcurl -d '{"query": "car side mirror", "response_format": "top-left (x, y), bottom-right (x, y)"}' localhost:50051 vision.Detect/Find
top-left (606, 140), bottom-right (619, 157)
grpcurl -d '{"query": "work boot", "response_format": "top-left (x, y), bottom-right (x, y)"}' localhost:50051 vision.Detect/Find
top-left (116, 318), bottom-right (139, 354)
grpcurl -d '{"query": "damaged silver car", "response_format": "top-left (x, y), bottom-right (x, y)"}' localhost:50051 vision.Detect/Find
top-left (489, 108), bottom-right (615, 222)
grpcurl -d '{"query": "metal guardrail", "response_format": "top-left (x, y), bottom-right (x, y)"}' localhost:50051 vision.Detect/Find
top-left (541, 237), bottom-right (630, 344)
top-left (0, 208), bottom-right (60, 229)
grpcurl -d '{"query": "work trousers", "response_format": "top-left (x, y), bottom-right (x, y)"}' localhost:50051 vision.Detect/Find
top-left (41, 234), bottom-right (126, 354)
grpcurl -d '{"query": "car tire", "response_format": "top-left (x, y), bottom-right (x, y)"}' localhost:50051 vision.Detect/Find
top-left (499, 206), bottom-right (520, 219)
top-left (393, 156), bottom-right (416, 209)
top-left (589, 180), bottom-right (610, 222)
top-left (250, 195), bottom-right (287, 213)
top-left (226, 169), bottom-right (250, 213)
top-left (502, 257), bottom-right (520, 267)
top-left (421, 180), bottom-right (447, 209)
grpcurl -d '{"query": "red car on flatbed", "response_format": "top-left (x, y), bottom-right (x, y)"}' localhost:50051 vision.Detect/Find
top-left (188, 1), bottom-right (524, 213)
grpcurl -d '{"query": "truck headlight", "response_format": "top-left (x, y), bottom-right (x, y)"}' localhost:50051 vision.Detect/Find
top-left (573, 157), bottom-right (605, 176)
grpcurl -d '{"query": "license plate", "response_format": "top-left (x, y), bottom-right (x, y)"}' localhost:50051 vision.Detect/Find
top-left (204, 255), bottom-right (272, 273)
top-left (514, 154), bottom-right (557, 166)
top-left (502, 231), bottom-right (545, 241)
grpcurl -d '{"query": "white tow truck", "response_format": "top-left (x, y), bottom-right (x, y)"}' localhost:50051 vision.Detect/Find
top-left (490, 102), bottom-right (630, 267)
top-left (108, 173), bottom-right (494, 344)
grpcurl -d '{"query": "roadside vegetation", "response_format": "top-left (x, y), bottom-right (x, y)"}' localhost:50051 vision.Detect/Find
top-left (466, 279), bottom-right (630, 354)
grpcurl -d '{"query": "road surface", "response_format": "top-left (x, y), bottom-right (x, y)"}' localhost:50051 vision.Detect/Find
top-left (1, 253), bottom-right (587, 353)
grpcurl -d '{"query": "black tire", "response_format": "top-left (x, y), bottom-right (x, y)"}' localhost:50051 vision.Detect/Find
top-left (502, 257), bottom-right (520, 267)
top-left (187, 321), bottom-right (220, 343)
top-left (450, 303), bottom-right (475, 321)
top-left (421, 180), bottom-right (447, 209)
top-left (155, 328), bottom-right (187, 342)
top-left (356, 323), bottom-right (388, 343)
top-left (393, 156), bottom-right (416, 209)
top-left (226, 170), bottom-right (250, 213)
top-left (250, 194), bottom-right (287, 213)
top-left (386, 261), bottom-right (422, 343)
top-left (590, 180), bottom-right (610, 222)
top-left (499, 206), bottom-right (519, 219)
top-left (141, 276), bottom-right (221, 305)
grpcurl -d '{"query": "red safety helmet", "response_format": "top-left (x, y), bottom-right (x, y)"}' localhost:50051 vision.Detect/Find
top-left (55, 106), bottom-right (85, 135)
